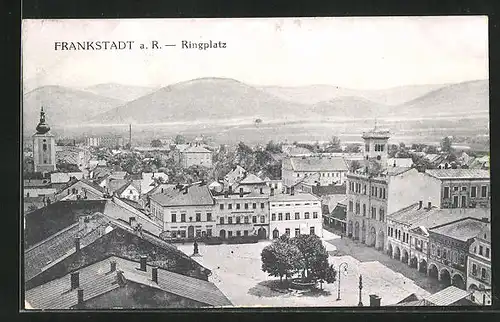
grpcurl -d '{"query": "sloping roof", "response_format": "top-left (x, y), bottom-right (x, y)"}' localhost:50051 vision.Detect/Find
top-left (114, 181), bottom-right (136, 196)
top-left (424, 286), bottom-right (471, 306)
top-left (269, 192), bottom-right (320, 202)
top-left (24, 200), bottom-right (108, 248)
top-left (425, 169), bottom-right (490, 180)
top-left (182, 146), bottom-right (211, 153)
top-left (239, 173), bottom-right (265, 185)
top-left (107, 178), bottom-right (129, 194)
top-left (386, 167), bottom-right (413, 176)
top-left (149, 184), bottom-right (214, 207)
top-left (387, 158), bottom-right (413, 168)
top-left (26, 255), bottom-right (231, 309)
top-left (288, 157), bottom-right (348, 172)
top-left (388, 203), bottom-right (490, 230)
top-left (430, 218), bottom-right (489, 242)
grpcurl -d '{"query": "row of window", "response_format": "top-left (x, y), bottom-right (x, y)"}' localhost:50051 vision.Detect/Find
top-left (170, 229), bottom-right (213, 238)
top-left (219, 215), bottom-right (266, 224)
top-left (270, 202), bottom-right (319, 207)
top-left (473, 244), bottom-right (491, 259)
top-left (471, 263), bottom-right (490, 281)
top-left (271, 212), bottom-right (318, 221)
top-left (431, 244), bottom-right (466, 265)
top-left (349, 201), bottom-right (385, 222)
top-left (443, 185), bottom-right (489, 199)
top-left (171, 212), bottom-right (212, 223)
top-left (295, 172), bottom-right (343, 178)
top-left (388, 227), bottom-right (409, 243)
top-left (348, 182), bottom-right (387, 199)
top-left (219, 202), bottom-right (266, 210)
top-left (280, 227), bottom-right (315, 237)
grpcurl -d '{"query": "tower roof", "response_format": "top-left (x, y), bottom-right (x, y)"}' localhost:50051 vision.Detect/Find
top-left (362, 128), bottom-right (391, 140)
top-left (35, 107), bottom-right (51, 134)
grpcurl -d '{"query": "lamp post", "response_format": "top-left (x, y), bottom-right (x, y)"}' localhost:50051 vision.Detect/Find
top-left (358, 275), bottom-right (363, 306)
top-left (336, 262), bottom-right (348, 301)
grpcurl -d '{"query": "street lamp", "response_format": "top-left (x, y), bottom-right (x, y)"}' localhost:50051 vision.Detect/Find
top-left (358, 275), bottom-right (363, 306)
top-left (336, 262), bottom-right (348, 301)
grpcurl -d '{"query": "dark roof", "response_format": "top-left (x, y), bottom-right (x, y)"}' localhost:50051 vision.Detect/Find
top-left (425, 169), bottom-right (490, 180)
top-left (107, 178), bottom-right (129, 194)
top-left (312, 184), bottom-right (347, 196)
top-left (150, 184), bottom-right (214, 207)
top-left (430, 218), bottom-right (490, 242)
top-left (330, 204), bottom-right (347, 221)
top-left (24, 200), bottom-right (107, 248)
top-left (114, 181), bottom-right (135, 196)
top-left (26, 255), bottom-right (231, 309)
top-left (388, 203), bottom-right (490, 230)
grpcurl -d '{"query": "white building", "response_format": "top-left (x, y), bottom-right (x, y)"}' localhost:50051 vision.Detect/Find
top-left (114, 181), bottom-right (141, 202)
top-left (149, 183), bottom-right (216, 239)
top-left (224, 165), bottom-right (247, 188)
top-left (269, 189), bottom-right (323, 239)
top-left (140, 172), bottom-right (169, 195)
top-left (282, 156), bottom-right (348, 188)
top-left (467, 224), bottom-right (491, 305)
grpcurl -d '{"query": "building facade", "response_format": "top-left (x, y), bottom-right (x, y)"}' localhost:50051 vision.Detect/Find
top-left (149, 184), bottom-right (216, 239)
top-left (213, 190), bottom-right (269, 239)
top-left (425, 169), bottom-right (490, 209)
top-left (32, 107), bottom-right (57, 173)
top-left (269, 190), bottom-right (322, 239)
top-left (467, 225), bottom-right (491, 305)
top-left (346, 128), bottom-right (442, 252)
top-left (427, 217), bottom-right (489, 290)
top-left (282, 156), bottom-right (348, 188)
top-left (179, 146), bottom-right (212, 168)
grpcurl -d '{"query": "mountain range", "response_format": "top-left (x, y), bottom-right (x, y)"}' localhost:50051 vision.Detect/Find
top-left (22, 78), bottom-right (488, 129)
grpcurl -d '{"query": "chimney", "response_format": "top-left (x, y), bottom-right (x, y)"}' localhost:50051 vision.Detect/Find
top-left (239, 188), bottom-right (244, 197)
top-left (427, 201), bottom-right (432, 209)
top-left (291, 186), bottom-right (295, 196)
top-left (270, 188), bottom-right (275, 196)
top-left (70, 272), bottom-right (80, 290)
top-left (369, 294), bottom-right (381, 307)
top-left (481, 217), bottom-right (489, 223)
top-left (224, 191), bottom-right (229, 198)
top-left (229, 186), bottom-right (233, 194)
top-left (74, 237), bottom-right (81, 252)
top-left (77, 288), bottom-right (84, 305)
top-left (110, 260), bottom-right (117, 272)
top-left (152, 267), bottom-right (158, 283)
top-left (286, 187), bottom-right (291, 194)
top-left (418, 201), bottom-right (423, 209)
top-left (260, 188), bottom-right (263, 194)
top-left (139, 255), bottom-right (147, 271)
top-left (183, 187), bottom-right (189, 194)
top-left (129, 216), bottom-right (136, 227)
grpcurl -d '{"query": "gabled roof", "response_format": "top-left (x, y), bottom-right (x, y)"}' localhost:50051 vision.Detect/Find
top-left (114, 181), bottom-right (137, 196)
top-left (239, 173), bottom-right (265, 185)
top-left (26, 255), bottom-right (232, 309)
top-left (425, 169), bottom-right (490, 180)
top-left (149, 183), bottom-right (214, 207)
top-left (286, 157), bottom-right (348, 172)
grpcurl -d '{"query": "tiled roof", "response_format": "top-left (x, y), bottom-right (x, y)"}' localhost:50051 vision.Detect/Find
top-left (269, 192), bottom-right (320, 202)
top-left (425, 169), bottom-right (490, 180)
top-left (424, 286), bottom-right (471, 306)
top-left (430, 217), bottom-right (489, 242)
top-left (26, 255), bottom-right (231, 309)
top-left (388, 203), bottom-right (490, 230)
top-left (288, 157), bottom-right (348, 172)
top-left (239, 173), bottom-right (264, 185)
top-left (149, 184), bottom-right (214, 207)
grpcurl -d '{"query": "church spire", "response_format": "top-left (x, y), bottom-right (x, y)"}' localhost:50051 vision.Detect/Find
top-left (36, 106), bottom-right (51, 134)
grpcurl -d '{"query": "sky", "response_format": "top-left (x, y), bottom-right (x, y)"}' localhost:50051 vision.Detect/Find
top-left (22, 16), bottom-right (488, 91)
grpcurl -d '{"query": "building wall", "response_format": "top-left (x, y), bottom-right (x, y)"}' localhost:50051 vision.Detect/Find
top-left (428, 232), bottom-right (468, 287)
top-left (81, 281), bottom-right (208, 309)
top-left (150, 201), bottom-right (216, 239)
top-left (214, 195), bottom-right (269, 238)
top-left (387, 170), bottom-right (442, 215)
top-left (55, 182), bottom-right (103, 201)
top-left (118, 185), bottom-right (140, 202)
top-left (269, 199), bottom-right (322, 238)
top-left (33, 134), bottom-right (56, 173)
top-left (466, 236), bottom-right (491, 300)
top-left (24, 187), bottom-right (57, 198)
top-left (438, 178), bottom-right (490, 209)
top-left (180, 152), bottom-right (212, 168)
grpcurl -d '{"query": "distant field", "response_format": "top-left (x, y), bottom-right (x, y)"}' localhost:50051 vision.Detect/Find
top-left (26, 114), bottom-right (489, 149)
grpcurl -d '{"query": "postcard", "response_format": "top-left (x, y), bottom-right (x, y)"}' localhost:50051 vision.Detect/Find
top-left (22, 17), bottom-right (491, 310)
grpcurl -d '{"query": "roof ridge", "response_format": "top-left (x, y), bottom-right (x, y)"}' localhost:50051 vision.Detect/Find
top-left (25, 222), bottom-right (80, 252)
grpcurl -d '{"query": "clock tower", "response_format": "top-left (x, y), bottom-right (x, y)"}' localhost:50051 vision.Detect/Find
top-left (32, 107), bottom-right (56, 173)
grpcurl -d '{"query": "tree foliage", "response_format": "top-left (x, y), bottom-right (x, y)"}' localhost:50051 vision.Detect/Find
top-left (261, 239), bottom-right (304, 284)
top-left (151, 139), bottom-right (163, 147)
top-left (174, 135), bottom-right (186, 144)
top-left (441, 136), bottom-right (453, 153)
top-left (344, 143), bottom-right (361, 153)
top-left (290, 234), bottom-right (329, 282)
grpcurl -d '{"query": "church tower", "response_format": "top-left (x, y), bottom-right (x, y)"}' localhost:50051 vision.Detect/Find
top-left (32, 107), bottom-right (56, 173)
top-left (362, 124), bottom-right (390, 170)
